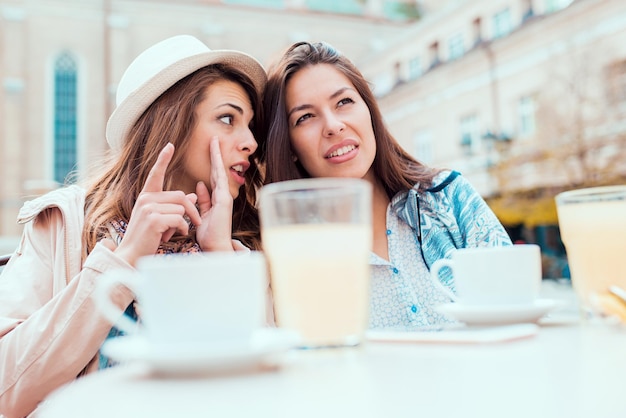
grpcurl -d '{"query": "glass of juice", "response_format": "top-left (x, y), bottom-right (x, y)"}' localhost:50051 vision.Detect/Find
top-left (555, 185), bottom-right (626, 321)
top-left (259, 178), bottom-right (372, 348)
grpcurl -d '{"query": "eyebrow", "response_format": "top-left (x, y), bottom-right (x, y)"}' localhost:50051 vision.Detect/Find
top-left (215, 102), bottom-right (245, 115)
top-left (287, 87), bottom-right (355, 119)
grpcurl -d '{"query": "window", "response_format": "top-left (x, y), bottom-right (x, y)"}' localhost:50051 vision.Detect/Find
top-left (428, 41), bottom-right (440, 69)
top-left (522, 0), bottom-right (534, 21)
top-left (408, 56), bottom-right (422, 80)
top-left (393, 61), bottom-right (402, 85)
top-left (472, 17), bottom-right (483, 46)
top-left (492, 8), bottom-right (512, 39)
top-left (54, 52), bottom-right (78, 185)
top-left (304, 0), bottom-right (362, 14)
top-left (544, 0), bottom-right (573, 13)
top-left (222, 0), bottom-right (289, 10)
top-left (413, 129), bottom-right (433, 164)
top-left (448, 33), bottom-right (464, 60)
top-left (518, 96), bottom-right (536, 137)
top-left (459, 114), bottom-right (480, 154)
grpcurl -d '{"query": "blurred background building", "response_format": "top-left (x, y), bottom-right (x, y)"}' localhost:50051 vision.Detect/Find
top-left (359, 0), bottom-right (626, 277)
top-left (1, 0), bottom-right (625, 276)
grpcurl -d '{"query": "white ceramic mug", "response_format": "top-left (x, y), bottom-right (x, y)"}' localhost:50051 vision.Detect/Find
top-left (430, 244), bottom-right (542, 306)
top-left (93, 251), bottom-right (267, 348)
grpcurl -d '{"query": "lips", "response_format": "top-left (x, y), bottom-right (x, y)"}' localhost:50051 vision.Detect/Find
top-left (326, 144), bottom-right (357, 159)
top-left (325, 137), bottom-right (360, 162)
top-left (229, 161), bottom-right (250, 185)
top-left (231, 164), bottom-right (245, 174)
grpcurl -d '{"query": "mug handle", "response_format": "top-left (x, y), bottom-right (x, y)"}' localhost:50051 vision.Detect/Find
top-left (430, 259), bottom-right (457, 302)
top-left (93, 270), bottom-right (141, 335)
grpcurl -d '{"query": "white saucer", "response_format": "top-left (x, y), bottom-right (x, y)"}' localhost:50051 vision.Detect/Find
top-left (435, 299), bottom-right (561, 326)
top-left (366, 323), bottom-right (539, 344)
top-left (101, 328), bottom-right (300, 376)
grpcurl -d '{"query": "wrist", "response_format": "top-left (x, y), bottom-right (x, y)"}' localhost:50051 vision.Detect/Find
top-left (199, 239), bottom-right (235, 253)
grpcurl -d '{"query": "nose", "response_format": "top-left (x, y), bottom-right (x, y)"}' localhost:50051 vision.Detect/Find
top-left (238, 127), bottom-right (258, 154)
top-left (322, 112), bottom-right (345, 137)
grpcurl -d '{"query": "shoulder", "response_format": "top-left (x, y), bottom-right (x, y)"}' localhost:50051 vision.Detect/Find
top-left (420, 170), bottom-right (464, 205)
top-left (17, 185), bottom-right (86, 223)
top-left (426, 170), bottom-right (479, 195)
top-left (424, 170), bottom-right (482, 204)
top-left (426, 170), bottom-right (461, 192)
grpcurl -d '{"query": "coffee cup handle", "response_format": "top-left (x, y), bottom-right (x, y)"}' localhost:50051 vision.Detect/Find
top-left (430, 259), bottom-right (458, 302)
top-left (93, 270), bottom-right (141, 335)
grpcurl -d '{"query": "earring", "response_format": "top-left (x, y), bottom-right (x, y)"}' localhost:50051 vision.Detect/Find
top-left (291, 154), bottom-right (298, 162)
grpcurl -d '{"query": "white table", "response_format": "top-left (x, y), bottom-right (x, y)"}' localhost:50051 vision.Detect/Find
top-left (36, 282), bottom-right (626, 418)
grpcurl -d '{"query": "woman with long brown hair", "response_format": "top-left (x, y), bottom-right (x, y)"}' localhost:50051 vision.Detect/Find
top-left (262, 41), bottom-right (511, 331)
top-left (0, 35), bottom-right (266, 418)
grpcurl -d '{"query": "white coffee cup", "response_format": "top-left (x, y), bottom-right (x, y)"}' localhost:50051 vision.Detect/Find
top-left (93, 251), bottom-right (267, 348)
top-left (430, 244), bottom-right (542, 306)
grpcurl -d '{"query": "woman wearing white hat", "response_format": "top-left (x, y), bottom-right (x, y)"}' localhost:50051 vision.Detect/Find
top-left (0, 35), bottom-right (267, 418)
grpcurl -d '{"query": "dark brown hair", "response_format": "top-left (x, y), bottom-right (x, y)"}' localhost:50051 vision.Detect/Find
top-left (83, 64), bottom-right (264, 254)
top-left (262, 41), bottom-right (440, 199)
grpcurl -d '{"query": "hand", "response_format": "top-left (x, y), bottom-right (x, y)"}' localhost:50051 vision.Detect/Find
top-left (115, 143), bottom-right (202, 266)
top-left (195, 137), bottom-right (236, 251)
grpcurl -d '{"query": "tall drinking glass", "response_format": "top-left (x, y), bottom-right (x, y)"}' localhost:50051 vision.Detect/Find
top-left (555, 185), bottom-right (626, 320)
top-left (259, 178), bottom-right (372, 348)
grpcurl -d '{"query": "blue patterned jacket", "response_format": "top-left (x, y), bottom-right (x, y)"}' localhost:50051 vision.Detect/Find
top-left (391, 170), bottom-right (512, 285)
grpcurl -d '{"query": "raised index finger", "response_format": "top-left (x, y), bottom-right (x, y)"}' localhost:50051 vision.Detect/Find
top-left (210, 136), bottom-right (227, 182)
top-left (143, 143), bottom-right (174, 193)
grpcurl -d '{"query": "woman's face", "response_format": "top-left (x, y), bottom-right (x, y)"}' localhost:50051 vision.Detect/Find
top-left (285, 64), bottom-right (376, 182)
top-left (178, 79), bottom-right (257, 198)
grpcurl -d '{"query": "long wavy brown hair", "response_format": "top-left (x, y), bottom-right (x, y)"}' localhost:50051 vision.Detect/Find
top-left (83, 64), bottom-right (264, 255)
top-left (261, 41), bottom-right (441, 199)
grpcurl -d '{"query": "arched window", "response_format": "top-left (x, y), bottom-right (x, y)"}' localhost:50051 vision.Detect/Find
top-left (53, 52), bottom-right (77, 185)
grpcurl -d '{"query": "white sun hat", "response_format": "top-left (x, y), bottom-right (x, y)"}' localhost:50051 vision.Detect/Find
top-left (105, 34), bottom-right (267, 151)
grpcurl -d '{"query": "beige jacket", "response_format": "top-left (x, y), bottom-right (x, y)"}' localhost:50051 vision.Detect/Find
top-left (0, 186), bottom-right (135, 418)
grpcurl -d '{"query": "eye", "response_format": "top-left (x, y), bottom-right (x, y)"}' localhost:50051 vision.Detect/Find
top-left (219, 114), bottom-right (234, 125)
top-left (337, 97), bottom-right (354, 107)
top-left (294, 113), bottom-right (313, 126)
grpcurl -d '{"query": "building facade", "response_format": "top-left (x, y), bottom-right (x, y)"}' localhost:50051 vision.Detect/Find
top-left (0, 0), bottom-right (407, 240)
top-left (1, 0), bottom-right (624, 266)
top-left (356, 0), bottom-right (626, 277)
top-left (361, 0), bottom-right (626, 203)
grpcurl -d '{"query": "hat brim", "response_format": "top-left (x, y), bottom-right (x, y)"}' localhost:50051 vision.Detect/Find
top-left (106, 50), bottom-right (267, 150)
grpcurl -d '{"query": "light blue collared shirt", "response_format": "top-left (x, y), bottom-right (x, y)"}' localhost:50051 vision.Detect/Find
top-left (369, 204), bottom-right (455, 330)
top-left (367, 171), bottom-right (512, 329)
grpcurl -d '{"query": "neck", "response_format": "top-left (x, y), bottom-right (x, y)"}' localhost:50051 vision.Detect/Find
top-left (371, 180), bottom-right (390, 260)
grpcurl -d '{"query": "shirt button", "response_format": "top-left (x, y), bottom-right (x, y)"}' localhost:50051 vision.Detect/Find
top-left (392, 267), bottom-right (399, 274)
top-left (411, 305), bottom-right (418, 313)
top-left (386, 229), bottom-right (392, 236)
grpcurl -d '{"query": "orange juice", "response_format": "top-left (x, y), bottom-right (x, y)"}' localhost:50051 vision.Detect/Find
top-left (556, 186), bottom-right (626, 314)
top-left (263, 224), bottom-right (371, 346)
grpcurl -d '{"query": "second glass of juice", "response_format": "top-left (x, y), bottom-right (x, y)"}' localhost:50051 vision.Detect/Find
top-left (555, 185), bottom-right (626, 321)
top-left (259, 178), bottom-right (372, 348)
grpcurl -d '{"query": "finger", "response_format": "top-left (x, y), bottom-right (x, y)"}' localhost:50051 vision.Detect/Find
top-left (185, 193), bottom-right (200, 225)
top-left (181, 195), bottom-right (202, 226)
top-left (162, 227), bottom-right (176, 243)
top-left (157, 214), bottom-right (191, 241)
top-left (196, 181), bottom-right (211, 215)
top-left (138, 190), bottom-right (202, 226)
top-left (186, 193), bottom-right (198, 206)
top-left (142, 143), bottom-right (174, 193)
top-left (210, 137), bottom-right (228, 191)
